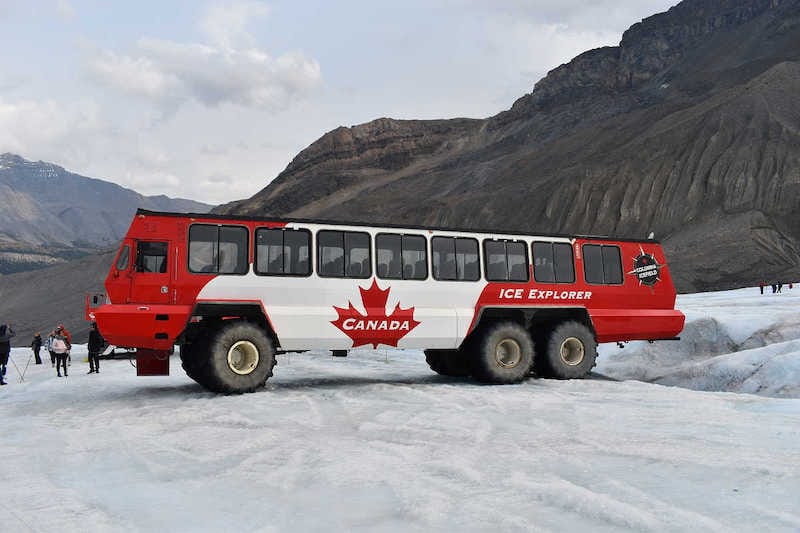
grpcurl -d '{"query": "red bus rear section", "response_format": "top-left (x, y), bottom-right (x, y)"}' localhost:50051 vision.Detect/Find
top-left (88, 210), bottom-right (684, 393)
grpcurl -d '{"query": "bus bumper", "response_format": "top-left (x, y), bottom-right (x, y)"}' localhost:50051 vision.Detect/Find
top-left (88, 303), bottom-right (193, 351)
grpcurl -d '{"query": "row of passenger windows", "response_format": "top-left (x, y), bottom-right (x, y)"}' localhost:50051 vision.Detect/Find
top-left (185, 224), bottom-right (625, 285)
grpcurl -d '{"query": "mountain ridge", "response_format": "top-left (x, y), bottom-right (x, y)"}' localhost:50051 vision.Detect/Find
top-left (0, 153), bottom-right (211, 273)
top-left (216, 0), bottom-right (800, 291)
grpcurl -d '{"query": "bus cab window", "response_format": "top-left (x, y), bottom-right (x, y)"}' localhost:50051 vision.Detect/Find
top-left (136, 242), bottom-right (167, 273)
top-left (116, 245), bottom-right (131, 271)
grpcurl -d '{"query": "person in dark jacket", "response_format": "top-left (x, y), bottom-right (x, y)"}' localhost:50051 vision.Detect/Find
top-left (0, 323), bottom-right (15, 385)
top-left (31, 332), bottom-right (43, 365)
top-left (87, 322), bottom-right (105, 374)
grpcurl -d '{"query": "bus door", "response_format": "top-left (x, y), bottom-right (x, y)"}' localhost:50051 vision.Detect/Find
top-left (130, 240), bottom-right (171, 304)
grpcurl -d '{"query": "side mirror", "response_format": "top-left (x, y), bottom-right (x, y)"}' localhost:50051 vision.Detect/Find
top-left (113, 269), bottom-right (120, 278)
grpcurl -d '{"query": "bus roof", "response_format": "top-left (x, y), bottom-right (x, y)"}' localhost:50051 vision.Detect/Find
top-left (135, 208), bottom-right (661, 244)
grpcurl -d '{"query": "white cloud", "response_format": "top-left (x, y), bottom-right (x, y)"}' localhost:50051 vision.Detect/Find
top-left (198, 0), bottom-right (271, 49)
top-left (55, 0), bottom-right (75, 20)
top-left (88, 49), bottom-right (179, 101)
top-left (87, 38), bottom-right (321, 113)
top-left (0, 97), bottom-right (107, 164)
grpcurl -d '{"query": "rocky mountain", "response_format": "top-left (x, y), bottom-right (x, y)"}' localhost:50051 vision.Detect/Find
top-left (0, 250), bottom-right (115, 345)
top-left (217, 0), bottom-right (800, 292)
top-left (0, 153), bottom-right (211, 274)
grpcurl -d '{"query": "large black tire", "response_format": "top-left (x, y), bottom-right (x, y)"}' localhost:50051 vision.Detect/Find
top-left (193, 321), bottom-right (276, 393)
top-left (470, 322), bottom-right (534, 384)
top-left (180, 341), bottom-right (206, 385)
top-left (424, 349), bottom-right (471, 377)
top-left (541, 321), bottom-right (597, 379)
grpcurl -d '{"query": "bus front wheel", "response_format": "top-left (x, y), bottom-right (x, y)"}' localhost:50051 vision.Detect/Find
top-left (200, 321), bottom-right (276, 393)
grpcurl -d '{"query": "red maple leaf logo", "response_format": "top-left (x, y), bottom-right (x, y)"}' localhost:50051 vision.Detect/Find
top-left (331, 279), bottom-right (421, 348)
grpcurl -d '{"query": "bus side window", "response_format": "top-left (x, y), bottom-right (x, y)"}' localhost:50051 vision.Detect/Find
top-left (318, 231), bottom-right (345, 277)
top-left (484, 240), bottom-right (507, 281)
top-left (218, 226), bottom-right (249, 274)
top-left (485, 240), bottom-right (529, 282)
top-left (189, 225), bottom-right (219, 273)
top-left (318, 230), bottom-right (371, 278)
top-left (376, 233), bottom-right (427, 280)
top-left (255, 228), bottom-right (311, 276)
top-left (432, 237), bottom-right (456, 280)
top-left (345, 232), bottom-right (371, 279)
top-left (402, 235), bottom-right (427, 280)
top-left (189, 224), bottom-right (248, 275)
top-left (533, 242), bottom-right (574, 283)
top-left (433, 237), bottom-right (478, 281)
top-left (376, 234), bottom-right (402, 279)
top-left (582, 244), bottom-right (621, 284)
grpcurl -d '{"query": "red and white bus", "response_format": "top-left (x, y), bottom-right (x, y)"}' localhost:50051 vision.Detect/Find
top-left (87, 209), bottom-right (684, 393)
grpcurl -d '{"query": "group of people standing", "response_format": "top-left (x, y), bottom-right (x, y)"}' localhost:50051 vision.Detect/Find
top-left (758, 282), bottom-right (793, 294)
top-left (0, 322), bottom-right (105, 385)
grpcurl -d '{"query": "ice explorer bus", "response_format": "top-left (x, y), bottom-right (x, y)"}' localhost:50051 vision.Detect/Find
top-left (87, 209), bottom-right (684, 393)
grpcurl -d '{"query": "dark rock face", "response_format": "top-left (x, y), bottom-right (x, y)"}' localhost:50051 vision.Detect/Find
top-left (0, 250), bottom-right (115, 345)
top-left (0, 154), bottom-right (211, 274)
top-left (217, 0), bottom-right (800, 292)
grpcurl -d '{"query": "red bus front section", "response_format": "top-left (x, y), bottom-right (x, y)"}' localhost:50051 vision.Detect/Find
top-left (91, 213), bottom-right (204, 351)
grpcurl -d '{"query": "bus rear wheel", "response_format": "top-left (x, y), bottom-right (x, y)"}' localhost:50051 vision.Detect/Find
top-left (541, 321), bottom-right (597, 379)
top-left (198, 321), bottom-right (275, 393)
top-left (424, 349), bottom-right (471, 377)
top-left (470, 321), bottom-right (534, 384)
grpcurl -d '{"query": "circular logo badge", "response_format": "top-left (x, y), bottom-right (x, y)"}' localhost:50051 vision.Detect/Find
top-left (629, 252), bottom-right (662, 286)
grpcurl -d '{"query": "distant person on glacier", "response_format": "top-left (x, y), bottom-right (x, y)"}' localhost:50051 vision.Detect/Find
top-left (57, 324), bottom-right (73, 367)
top-left (31, 332), bottom-right (43, 365)
top-left (87, 322), bottom-right (105, 374)
top-left (46, 329), bottom-right (57, 367)
top-left (51, 325), bottom-right (71, 378)
top-left (0, 323), bottom-right (15, 385)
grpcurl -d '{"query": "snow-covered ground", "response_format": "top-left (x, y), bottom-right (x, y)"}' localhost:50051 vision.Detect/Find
top-left (2, 287), bottom-right (799, 532)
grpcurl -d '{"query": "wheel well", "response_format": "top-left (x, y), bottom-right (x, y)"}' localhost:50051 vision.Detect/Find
top-left (179, 303), bottom-right (279, 348)
top-left (466, 307), bottom-right (595, 348)
top-left (529, 308), bottom-right (595, 341)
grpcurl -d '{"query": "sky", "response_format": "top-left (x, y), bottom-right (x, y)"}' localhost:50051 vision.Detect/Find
top-left (0, 0), bottom-right (677, 205)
